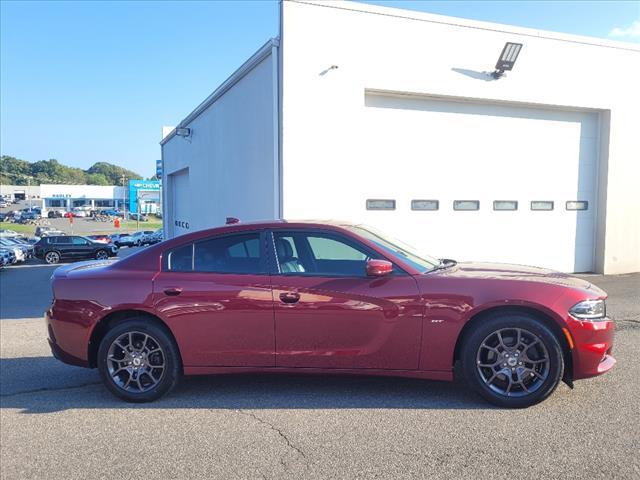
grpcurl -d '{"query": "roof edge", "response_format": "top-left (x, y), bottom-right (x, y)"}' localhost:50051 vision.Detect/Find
top-left (291, 0), bottom-right (640, 52)
top-left (160, 37), bottom-right (280, 146)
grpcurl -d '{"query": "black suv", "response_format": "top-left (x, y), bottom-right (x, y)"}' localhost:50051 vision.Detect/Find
top-left (34, 235), bottom-right (118, 264)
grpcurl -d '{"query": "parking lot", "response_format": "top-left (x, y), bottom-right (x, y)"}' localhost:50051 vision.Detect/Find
top-left (1, 255), bottom-right (639, 479)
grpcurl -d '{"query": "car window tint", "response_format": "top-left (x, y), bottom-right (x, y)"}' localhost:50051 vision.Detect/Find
top-left (56, 237), bottom-right (72, 245)
top-left (72, 237), bottom-right (88, 245)
top-left (274, 232), bottom-right (374, 277)
top-left (194, 233), bottom-right (262, 274)
top-left (168, 244), bottom-right (193, 271)
top-left (308, 236), bottom-right (367, 261)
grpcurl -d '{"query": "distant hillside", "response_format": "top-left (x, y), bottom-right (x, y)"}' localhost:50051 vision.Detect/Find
top-left (0, 156), bottom-right (145, 186)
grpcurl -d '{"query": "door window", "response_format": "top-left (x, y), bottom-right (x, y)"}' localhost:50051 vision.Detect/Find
top-left (273, 231), bottom-right (378, 277)
top-left (167, 243), bottom-right (193, 272)
top-left (193, 232), bottom-right (263, 274)
top-left (71, 237), bottom-right (89, 245)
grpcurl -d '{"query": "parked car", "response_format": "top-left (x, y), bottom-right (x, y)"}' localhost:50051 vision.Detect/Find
top-left (36, 226), bottom-right (58, 237)
top-left (34, 235), bottom-right (118, 264)
top-left (102, 209), bottom-right (124, 217)
top-left (0, 239), bottom-right (26, 262)
top-left (147, 229), bottom-right (163, 245)
top-left (48, 209), bottom-right (64, 218)
top-left (71, 208), bottom-right (89, 218)
top-left (87, 235), bottom-right (112, 244)
top-left (45, 220), bottom-right (615, 406)
top-left (0, 248), bottom-right (15, 266)
top-left (0, 201), bottom-right (10, 208)
top-left (112, 232), bottom-right (150, 247)
top-left (0, 229), bottom-right (20, 237)
top-left (128, 213), bottom-right (148, 222)
top-left (18, 210), bottom-right (40, 222)
top-left (7, 210), bottom-right (22, 220)
top-left (2, 237), bottom-right (35, 257)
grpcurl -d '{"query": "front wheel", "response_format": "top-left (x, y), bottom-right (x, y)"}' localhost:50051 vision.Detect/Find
top-left (95, 250), bottom-right (109, 260)
top-left (44, 251), bottom-right (60, 264)
top-left (461, 313), bottom-right (564, 408)
top-left (97, 319), bottom-right (181, 402)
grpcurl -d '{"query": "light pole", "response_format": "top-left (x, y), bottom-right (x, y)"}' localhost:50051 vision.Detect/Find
top-left (121, 173), bottom-right (127, 231)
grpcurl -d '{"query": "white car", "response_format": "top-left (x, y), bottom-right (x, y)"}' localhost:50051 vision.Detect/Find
top-left (0, 201), bottom-right (10, 208)
top-left (0, 241), bottom-right (25, 262)
top-left (0, 229), bottom-right (21, 237)
top-left (71, 208), bottom-right (90, 218)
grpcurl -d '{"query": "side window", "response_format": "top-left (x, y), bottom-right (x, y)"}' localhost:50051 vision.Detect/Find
top-left (56, 237), bottom-right (72, 245)
top-left (274, 231), bottom-right (376, 277)
top-left (167, 243), bottom-right (193, 272)
top-left (194, 232), bottom-right (262, 274)
top-left (72, 237), bottom-right (88, 245)
top-left (307, 236), bottom-right (367, 261)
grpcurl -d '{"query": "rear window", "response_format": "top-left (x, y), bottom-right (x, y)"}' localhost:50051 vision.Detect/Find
top-left (165, 232), bottom-right (263, 274)
top-left (167, 244), bottom-right (193, 272)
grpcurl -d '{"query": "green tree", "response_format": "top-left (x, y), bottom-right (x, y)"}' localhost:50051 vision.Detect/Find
top-left (0, 155), bottom-right (143, 186)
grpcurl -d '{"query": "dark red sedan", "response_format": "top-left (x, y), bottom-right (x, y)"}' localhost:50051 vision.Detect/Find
top-left (46, 221), bottom-right (615, 407)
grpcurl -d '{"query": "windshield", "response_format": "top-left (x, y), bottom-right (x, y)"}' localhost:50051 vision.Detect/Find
top-left (346, 225), bottom-right (441, 272)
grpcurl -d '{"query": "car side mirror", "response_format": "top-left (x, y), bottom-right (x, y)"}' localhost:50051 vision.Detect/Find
top-left (366, 259), bottom-right (393, 277)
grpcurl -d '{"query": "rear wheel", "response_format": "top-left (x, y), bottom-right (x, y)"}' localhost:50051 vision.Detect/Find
top-left (97, 319), bottom-right (181, 402)
top-left (461, 312), bottom-right (563, 408)
top-left (95, 250), bottom-right (109, 260)
top-left (44, 251), bottom-right (60, 264)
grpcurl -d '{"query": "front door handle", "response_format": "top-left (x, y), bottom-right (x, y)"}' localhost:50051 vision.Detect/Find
top-left (164, 287), bottom-right (183, 296)
top-left (279, 292), bottom-right (300, 304)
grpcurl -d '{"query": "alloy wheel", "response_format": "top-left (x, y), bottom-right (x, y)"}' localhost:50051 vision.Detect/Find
top-left (476, 327), bottom-right (550, 397)
top-left (96, 250), bottom-right (109, 260)
top-left (45, 251), bottom-right (60, 264)
top-left (107, 331), bottom-right (166, 393)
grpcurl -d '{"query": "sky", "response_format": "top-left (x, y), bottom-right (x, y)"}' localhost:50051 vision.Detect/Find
top-left (1, 0), bottom-right (638, 178)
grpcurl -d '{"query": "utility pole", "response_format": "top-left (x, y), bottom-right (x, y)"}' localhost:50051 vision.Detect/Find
top-left (121, 173), bottom-right (127, 231)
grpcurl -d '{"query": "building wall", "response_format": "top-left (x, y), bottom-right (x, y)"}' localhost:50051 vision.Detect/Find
top-left (161, 41), bottom-right (279, 239)
top-left (0, 185), bottom-right (41, 199)
top-left (280, 0), bottom-right (640, 273)
top-left (38, 184), bottom-right (126, 211)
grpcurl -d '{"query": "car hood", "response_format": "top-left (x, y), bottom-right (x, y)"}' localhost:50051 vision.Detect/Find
top-left (436, 262), bottom-right (604, 295)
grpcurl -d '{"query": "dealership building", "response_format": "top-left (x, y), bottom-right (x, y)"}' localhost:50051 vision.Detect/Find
top-left (0, 180), bottom-right (160, 214)
top-left (160, 0), bottom-right (639, 274)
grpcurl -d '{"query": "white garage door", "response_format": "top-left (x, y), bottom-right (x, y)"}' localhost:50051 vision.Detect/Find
top-left (363, 94), bottom-right (600, 273)
top-left (168, 168), bottom-right (191, 239)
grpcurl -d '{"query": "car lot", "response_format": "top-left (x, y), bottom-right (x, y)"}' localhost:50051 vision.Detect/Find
top-left (0, 255), bottom-right (639, 479)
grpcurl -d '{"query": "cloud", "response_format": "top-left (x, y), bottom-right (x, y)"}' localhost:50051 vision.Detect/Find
top-left (608, 20), bottom-right (640, 38)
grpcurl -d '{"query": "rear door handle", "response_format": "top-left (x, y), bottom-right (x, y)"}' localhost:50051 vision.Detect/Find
top-left (279, 292), bottom-right (300, 304)
top-left (164, 287), bottom-right (183, 296)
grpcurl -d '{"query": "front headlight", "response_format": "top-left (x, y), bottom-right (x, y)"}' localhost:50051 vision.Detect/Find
top-left (569, 299), bottom-right (606, 320)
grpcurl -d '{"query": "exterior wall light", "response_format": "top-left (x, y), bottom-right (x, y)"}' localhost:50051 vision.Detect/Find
top-left (492, 42), bottom-right (523, 79)
top-left (175, 127), bottom-right (191, 137)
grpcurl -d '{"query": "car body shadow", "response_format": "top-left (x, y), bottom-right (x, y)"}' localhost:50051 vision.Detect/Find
top-left (0, 356), bottom-right (490, 413)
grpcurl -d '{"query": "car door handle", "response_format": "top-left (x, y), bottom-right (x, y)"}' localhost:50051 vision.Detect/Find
top-left (164, 287), bottom-right (183, 296)
top-left (279, 292), bottom-right (300, 304)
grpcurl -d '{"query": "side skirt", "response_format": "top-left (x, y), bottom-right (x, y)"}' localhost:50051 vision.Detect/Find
top-left (183, 365), bottom-right (453, 382)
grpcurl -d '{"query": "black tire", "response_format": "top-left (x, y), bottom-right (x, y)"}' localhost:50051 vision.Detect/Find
top-left (44, 250), bottom-right (61, 264)
top-left (95, 249), bottom-right (109, 260)
top-left (461, 312), bottom-right (563, 408)
top-left (97, 319), bottom-right (181, 402)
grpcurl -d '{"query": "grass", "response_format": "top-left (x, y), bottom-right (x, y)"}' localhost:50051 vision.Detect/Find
top-left (0, 222), bottom-right (36, 234)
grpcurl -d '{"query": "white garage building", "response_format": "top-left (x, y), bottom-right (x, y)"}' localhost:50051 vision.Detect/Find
top-left (161, 0), bottom-right (640, 274)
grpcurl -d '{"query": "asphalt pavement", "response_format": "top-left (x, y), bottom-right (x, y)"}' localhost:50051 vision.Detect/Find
top-left (1, 258), bottom-right (639, 479)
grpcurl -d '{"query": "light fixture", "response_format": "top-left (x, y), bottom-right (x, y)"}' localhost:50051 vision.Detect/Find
top-left (175, 127), bottom-right (191, 137)
top-left (492, 42), bottom-right (523, 79)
